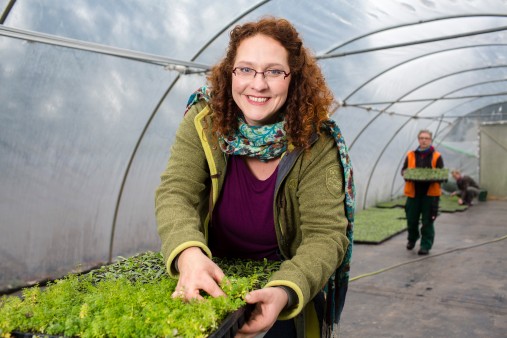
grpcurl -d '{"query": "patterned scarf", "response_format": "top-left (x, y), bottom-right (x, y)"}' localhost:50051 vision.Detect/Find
top-left (218, 118), bottom-right (287, 162)
top-left (185, 85), bottom-right (288, 162)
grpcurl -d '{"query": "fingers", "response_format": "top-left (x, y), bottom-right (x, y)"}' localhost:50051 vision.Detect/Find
top-left (212, 266), bottom-right (226, 284)
top-left (171, 285), bottom-right (204, 300)
top-left (171, 287), bottom-right (185, 299)
top-left (236, 288), bottom-right (288, 337)
top-left (235, 305), bottom-right (270, 337)
top-left (244, 288), bottom-right (287, 308)
top-left (206, 280), bottom-right (226, 298)
top-left (172, 277), bottom-right (223, 301)
top-left (172, 248), bottom-right (226, 301)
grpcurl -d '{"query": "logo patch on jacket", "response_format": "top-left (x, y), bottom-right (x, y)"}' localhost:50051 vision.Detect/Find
top-left (287, 178), bottom-right (298, 191)
top-left (326, 165), bottom-right (343, 197)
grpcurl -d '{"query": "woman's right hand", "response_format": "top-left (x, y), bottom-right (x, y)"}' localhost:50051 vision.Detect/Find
top-left (172, 247), bottom-right (226, 301)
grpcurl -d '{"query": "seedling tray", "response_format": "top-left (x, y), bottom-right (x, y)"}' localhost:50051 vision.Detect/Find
top-left (10, 305), bottom-right (254, 338)
top-left (11, 333), bottom-right (66, 338)
top-left (404, 168), bottom-right (448, 182)
top-left (1, 253), bottom-right (279, 338)
top-left (11, 305), bottom-right (254, 338)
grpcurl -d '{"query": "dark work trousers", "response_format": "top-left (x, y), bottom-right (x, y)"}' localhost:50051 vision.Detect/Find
top-left (264, 291), bottom-right (325, 338)
top-left (264, 319), bottom-right (297, 338)
top-left (405, 195), bottom-right (438, 250)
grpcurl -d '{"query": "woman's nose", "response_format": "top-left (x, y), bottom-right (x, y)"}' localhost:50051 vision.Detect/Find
top-left (250, 73), bottom-right (269, 90)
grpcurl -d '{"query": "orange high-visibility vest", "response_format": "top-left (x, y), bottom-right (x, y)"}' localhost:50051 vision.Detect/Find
top-left (404, 150), bottom-right (442, 198)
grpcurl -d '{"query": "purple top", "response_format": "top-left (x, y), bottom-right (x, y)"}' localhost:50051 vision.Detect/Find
top-left (209, 156), bottom-right (280, 260)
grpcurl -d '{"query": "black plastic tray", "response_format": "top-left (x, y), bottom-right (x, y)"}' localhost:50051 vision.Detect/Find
top-left (12, 333), bottom-right (68, 338)
top-left (406, 178), bottom-right (448, 183)
top-left (208, 303), bottom-right (254, 338)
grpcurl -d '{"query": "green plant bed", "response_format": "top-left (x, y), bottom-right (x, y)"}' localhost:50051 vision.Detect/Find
top-left (0, 252), bottom-right (280, 338)
top-left (376, 197), bottom-right (406, 209)
top-left (354, 207), bottom-right (407, 244)
top-left (404, 168), bottom-right (449, 182)
top-left (439, 194), bottom-right (468, 213)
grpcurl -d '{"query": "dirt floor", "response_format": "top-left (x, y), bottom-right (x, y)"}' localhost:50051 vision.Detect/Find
top-left (340, 200), bottom-right (507, 338)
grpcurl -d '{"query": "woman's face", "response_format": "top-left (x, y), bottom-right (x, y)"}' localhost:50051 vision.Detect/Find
top-left (232, 34), bottom-right (291, 126)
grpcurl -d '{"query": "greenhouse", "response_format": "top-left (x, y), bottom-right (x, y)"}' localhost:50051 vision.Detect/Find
top-left (1, 0), bottom-right (506, 337)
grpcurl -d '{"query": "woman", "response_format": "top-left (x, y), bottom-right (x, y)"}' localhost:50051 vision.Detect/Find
top-left (155, 17), bottom-right (354, 337)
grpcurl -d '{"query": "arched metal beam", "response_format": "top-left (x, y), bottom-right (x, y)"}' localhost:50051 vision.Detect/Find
top-left (347, 77), bottom-right (507, 120)
top-left (343, 43), bottom-right (507, 102)
top-left (319, 26), bottom-right (507, 59)
top-left (350, 91), bottom-right (507, 106)
top-left (319, 14), bottom-right (507, 57)
top-left (361, 81), bottom-right (507, 208)
top-left (108, 1), bottom-right (272, 261)
top-left (192, 0), bottom-right (271, 60)
top-left (1, 1), bottom-right (275, 262)
top-left (388, 80), bottom-right (507, 198)
top-left (389, 100), bottom-right (507, 197)
top-left (347, 63), bottom-right (507, 149)
top-left (0, 0), bottom-right (17, 24)
top-left (0, 25), bottom-right (211, 71)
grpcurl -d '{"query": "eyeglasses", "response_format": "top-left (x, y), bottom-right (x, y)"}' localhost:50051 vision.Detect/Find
top-left (232, 67), bottom-right (291, 81)
top-left (418, 137), bottom-right (431, 140)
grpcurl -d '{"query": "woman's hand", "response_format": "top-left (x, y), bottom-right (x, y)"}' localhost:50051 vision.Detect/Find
top-left (172, 247), bottom-right (226, 301)
top-left (235, 287), bottom-right (289, 338)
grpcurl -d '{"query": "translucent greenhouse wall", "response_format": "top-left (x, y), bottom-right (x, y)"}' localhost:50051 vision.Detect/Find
top-left (1, 0), bottom-right (507, 291)
top-left (480, 122), bottom-right (507, 198)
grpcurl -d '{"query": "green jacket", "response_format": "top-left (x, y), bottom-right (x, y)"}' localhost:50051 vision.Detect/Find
top-left (155, 100), bottom-right (349, 321)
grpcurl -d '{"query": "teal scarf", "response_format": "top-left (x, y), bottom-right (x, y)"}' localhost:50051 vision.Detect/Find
top-left (185, 86), bottom-right (287, 162)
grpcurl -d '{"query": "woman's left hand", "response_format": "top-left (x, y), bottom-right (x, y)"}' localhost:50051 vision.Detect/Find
top-left (234, 287), bottom-right (288, 338)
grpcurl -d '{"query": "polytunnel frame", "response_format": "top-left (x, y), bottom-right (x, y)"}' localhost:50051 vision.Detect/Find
top-left (343, 63), bottom-right (507, 154)
top-left (2, 2), bottom-right (507, 257)
top-left (311, 14), bottom-right (507, 208)
top-left (334, 44), bottom-right (507, 149)
top-left (389, 84), bottom-right (507, 200)
top-left (329, 50), bottom-right (507, 208)
top-left (318, 14), bottom-right (507, 58)
top-left (106, 0), bottom-right (270, 262)
top-left (388, 99), bottom-right (507, 199)
top-left (0, 0), bottom-right (272, 263)
top-left (359, 65), bottom-right (507, 206)
top-left (360, 68), bottom-right (507, 208)
top-left (393, 78), bottom-right (507, 182)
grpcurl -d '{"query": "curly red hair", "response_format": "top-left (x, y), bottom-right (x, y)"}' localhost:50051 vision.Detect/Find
top-left (207, 17), bottom-right (337, 149)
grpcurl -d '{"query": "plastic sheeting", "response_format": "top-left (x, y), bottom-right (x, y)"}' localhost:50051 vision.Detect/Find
top-left (480, 122), bottom-right (507, 196)
top-left (1, 0), bottom-right (507, 291)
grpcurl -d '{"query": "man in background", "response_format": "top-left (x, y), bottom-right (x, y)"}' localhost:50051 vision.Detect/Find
top-left (402, 129), bottom-right (444, 255)
top-left (451, 170), bottom-right (480, 206)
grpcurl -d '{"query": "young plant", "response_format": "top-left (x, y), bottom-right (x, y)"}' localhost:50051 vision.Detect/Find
top-left (404, 168), bottom-right (449, 182)
top-left (0, 252), bottom-right (281, 338)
